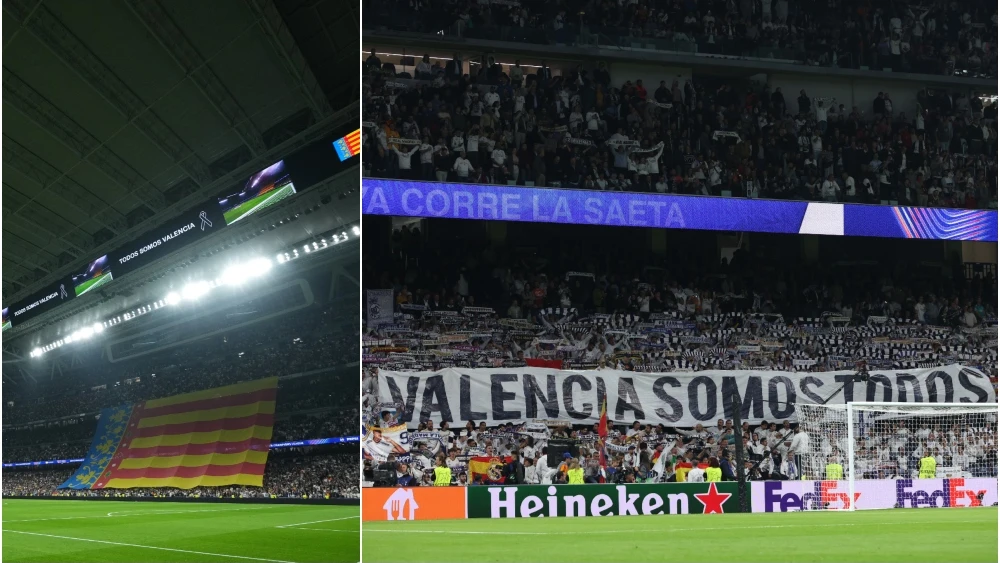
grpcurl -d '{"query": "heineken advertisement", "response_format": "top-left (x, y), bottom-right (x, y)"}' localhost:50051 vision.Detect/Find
top-left (467, 482), bottom-right (740, 518)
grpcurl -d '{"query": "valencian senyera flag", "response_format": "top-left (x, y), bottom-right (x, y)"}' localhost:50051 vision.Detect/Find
top-left (60, 377), bottom-right (277, 490)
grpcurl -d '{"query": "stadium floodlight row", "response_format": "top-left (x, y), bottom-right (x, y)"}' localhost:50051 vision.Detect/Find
top-left (28, 222), bottom-right (360, 359)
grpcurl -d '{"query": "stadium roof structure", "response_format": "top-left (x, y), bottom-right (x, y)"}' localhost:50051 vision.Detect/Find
top-left (3, 0), bottom-right (357, 303)
top-left (2, 0), bottom-right (359, 372)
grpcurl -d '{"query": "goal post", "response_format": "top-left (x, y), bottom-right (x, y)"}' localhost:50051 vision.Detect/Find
top-left (795, 402), bottom-right (998, 511)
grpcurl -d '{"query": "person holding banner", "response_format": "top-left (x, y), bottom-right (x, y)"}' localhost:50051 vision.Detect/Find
top-left (364, 427), bottom-right (408, 462)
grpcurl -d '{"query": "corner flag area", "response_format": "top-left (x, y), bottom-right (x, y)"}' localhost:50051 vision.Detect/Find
top-left (2, 500), bottom-right (359, 562)
top-left (362, 507), bottom-right (998, 563)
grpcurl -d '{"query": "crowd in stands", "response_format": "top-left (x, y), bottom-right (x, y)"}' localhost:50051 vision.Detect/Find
top-left (4, 302), bottom-right (358, 427)
top-left (362, 221), bottom-right (997, 486)
top-left (364, 413), bottom-right (996, 487)
top-left (365, 0), bottom-right (997, 77)
top-left (363, 57), bottom-right (998, 209)
top-left (363, 226), bottom-right (998, 377)
top-left (2, 450), bottom-right (360, 499)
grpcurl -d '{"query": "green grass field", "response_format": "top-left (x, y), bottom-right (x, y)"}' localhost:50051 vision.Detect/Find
top-left (3, 499), bottom-right (358, 563)
top-left (224, 184), bottom-right (294, 225)
top-left (74, 272), bottom-right (113, 297)
top-left (363, 507), bottom-right (997, 563)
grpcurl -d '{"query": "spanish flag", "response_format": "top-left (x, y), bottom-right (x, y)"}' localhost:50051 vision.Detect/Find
top-left (59, 378), bottom-right (277, 490)
top-left (467, 455), bottom-right (511, 484)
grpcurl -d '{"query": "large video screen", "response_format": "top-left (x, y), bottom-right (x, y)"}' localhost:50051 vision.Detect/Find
top-left (2, 308), bottom-right (9, 331)
top-left (217, 160), bottom-right (296, 226)
top-left (72, 255), bottom-right (113, 297)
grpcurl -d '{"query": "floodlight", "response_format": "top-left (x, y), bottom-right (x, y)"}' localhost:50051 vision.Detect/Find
top-left (247, 257), bottom-right (272, 275)
top-left (181, 281), bottom-right (211, 301)
top-left (219, 265), bottom-right (248, 286)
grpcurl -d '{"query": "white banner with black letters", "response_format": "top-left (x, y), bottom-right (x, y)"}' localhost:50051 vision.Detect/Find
top-left (378, 365), bottom-right (996, 427)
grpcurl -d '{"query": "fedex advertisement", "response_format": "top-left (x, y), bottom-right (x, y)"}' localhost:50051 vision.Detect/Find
top-left (752, 479), bottom-right (997, 512)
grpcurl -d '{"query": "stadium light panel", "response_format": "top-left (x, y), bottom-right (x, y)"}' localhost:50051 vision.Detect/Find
top-left (248, 257), bottom-right (272, 275)
top-left (219, 265), bottom-right (249, 286)
top-left (181, 281), bottom-right (211, 301)
top-left (219, 258), bottom-right (273, 286)
top-left (23, 222), bottom-right (357, 358)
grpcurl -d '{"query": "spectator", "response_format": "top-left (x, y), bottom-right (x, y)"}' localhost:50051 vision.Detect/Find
top-left (364, 62), bottom-right (998, 207)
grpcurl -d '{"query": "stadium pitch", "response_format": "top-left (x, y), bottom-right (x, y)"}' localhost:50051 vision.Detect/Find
top-left (2, 499), bottom-right (358, 562)
top-left (362, 507), bottom-right (998, 563)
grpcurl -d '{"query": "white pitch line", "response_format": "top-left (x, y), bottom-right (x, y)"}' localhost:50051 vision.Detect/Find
top-left (2, 530), bottom-right (298, 563)
top-left (363, 519), bottom-right (994, 535)
top-left (278, 528), bottom-right (358, 532)
top-left (276, 516), bottom-right (359, 529)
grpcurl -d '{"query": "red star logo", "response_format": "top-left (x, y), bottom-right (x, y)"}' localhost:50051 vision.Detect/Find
top-left (694, 482), bottom-right (732, 514)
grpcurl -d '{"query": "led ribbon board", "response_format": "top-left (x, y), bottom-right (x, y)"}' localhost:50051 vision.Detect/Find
top-left (362, 180), bottom-right (998, 242)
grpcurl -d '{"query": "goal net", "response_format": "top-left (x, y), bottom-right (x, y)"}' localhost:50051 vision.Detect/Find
top-left (795, 402), bottom-right (998, 510)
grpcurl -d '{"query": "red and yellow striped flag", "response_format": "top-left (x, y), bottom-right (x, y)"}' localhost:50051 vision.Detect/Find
top-left (64, 378), bottom-right (278, 490)
top-left (344, 128), bottom-right (361, 156)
